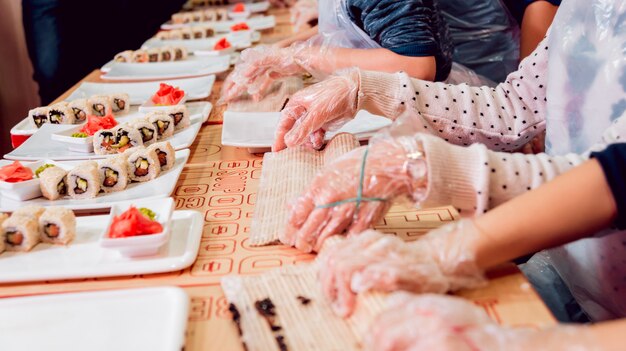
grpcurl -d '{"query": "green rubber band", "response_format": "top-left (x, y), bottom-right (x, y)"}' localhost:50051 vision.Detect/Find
top-left (316, 145), bottom-right (387, 210)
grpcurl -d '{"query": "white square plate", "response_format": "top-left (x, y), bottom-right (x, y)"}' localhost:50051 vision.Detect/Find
top-left (0, 287), bottom-right (189, 351)
top-left (221, 110), bottom-right (392, 149)
top-left (0, 210), bottom-right (202, 283)
top-left (0, 149), bottom-right (189, 212)
top-left (66, 75), bottom-right (215, 105)
top-left (102, 54), bottom-right (230, 80)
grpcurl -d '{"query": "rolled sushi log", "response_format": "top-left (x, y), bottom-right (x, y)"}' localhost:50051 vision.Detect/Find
top-left (109, 93), bottom-right (130, 115)
top-left (88, 95), bottom-right (112, 117)
top-left (69, 99), bottom-right (91, 123)
top-left (148, 112), bottom-right (175, 140)
top-left (28, 106), bottom-right (49, 128)
top-left (93, 127), bottom-right (119, 155)
top-left (39, 166), bottom-right (68, 200)
top-left (67, 161), bottom-right (101, 199)
top-left (39, 207), bottom-right (76, 245)
top-left (48, 102), bottom-right (75, 124)
top-left (148, 141), bottom-right (175, 171)
top-left (0, 213), bottom-right (9, 254)
top-left (2, 215), bottom-right (40, 252)
top-left (127, 147), bottom-right (161, 182)
top-left (165, 105), bottom-right (189, 131)
top-left (98, 155), bottom-right (129, 193)
top-left (131, 119), bottom-right (158, 146)
top-left (111, 124), bottom-right (143, 153)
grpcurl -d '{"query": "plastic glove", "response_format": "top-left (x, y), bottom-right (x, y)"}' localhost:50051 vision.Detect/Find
top-left (272, 68), bottom-right (360, 152)
top-left (291, 0), bottom-right (318, 32)
top-left (365, 293), bottom-right (599, 351)
top-left (318, 220), bottom-right (486, 317)
top-left (280, 136), bottom-right (428, 253)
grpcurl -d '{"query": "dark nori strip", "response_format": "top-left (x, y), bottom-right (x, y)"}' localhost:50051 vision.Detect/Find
top-left (255, 298), bottom-right (276, 317)
top-left (275, 335), bottom-right (288, 351)
top-left (296, 296), bottom-right (311, 305)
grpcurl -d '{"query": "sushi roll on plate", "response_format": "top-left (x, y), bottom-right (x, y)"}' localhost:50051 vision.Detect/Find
top-left (148, 112), bottom-right (175, 140)
top-left (39, 207), bottom-right (76, 245)
top-left (168, 30), bottom-right (183, 40)
top-left (93, 127), bottom-right (119, 155)
top-left (131, 119), bottom-right (158, 146)
top-left (192, 27), bottom-right (204, 39)
top-left (160, 47), bottom-right (174, 62)
top-left (39, 165), bottom-right (68, 200)
top-left (109, 93), bottom-right (130, 114)
top-left (181, 28), bottom-right (193, 40)
top-left (67, 161), bottom-right (101, 199)
top-left (98, 155), bottom-right (129, 193)
top-left (2, 215), bottom-right (40, 252)
top-left (28, 106), bottom-right (49, 128)
top-left (173, 46), bottom-right (188, 61)
top-left (148, 141), bottom-right (175, 171)
top-left (0, 213), bottom-right (9, 254)
top-left (147, 48), bottom-right (160, 62)
top-left (13, 205), bottom-right (46, 220)
top-left (127, 147), bottom-right (161, 182)
top-left (132, 49), bottom-right (149, 63)
top-left (111, 124), bottom-right (143, 153)
top-left (68, 99), bottom-right (91, 123)
top-left (114, 50), bottom-right (133, 62)
top-left (48, 102), bottom-right (75, 124)
top-left (165, 105), bottom-right (189, 131)
top-left (88, 95), bottom-right (112, 117)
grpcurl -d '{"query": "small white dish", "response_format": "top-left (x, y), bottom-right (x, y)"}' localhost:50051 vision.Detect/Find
top-left (228, 10), bottom-right (251, 20)
top-left (0, 160), bottom-right (61, 201)
top-left (100, 197), bottom-right (174, 257)
top-left (50, 126), bottom-right (94, 153)
top-left (138, 92), bottom-right (188, 113)
top-left (0, 287), bottom-right (189, 351)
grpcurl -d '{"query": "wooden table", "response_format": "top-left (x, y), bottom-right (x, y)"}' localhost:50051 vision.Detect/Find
top-left (0, 7), bottom-right (556, 351)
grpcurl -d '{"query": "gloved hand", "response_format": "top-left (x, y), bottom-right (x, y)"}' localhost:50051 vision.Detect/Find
top-left (291, 0), bottom-right (318, 32)
top-left (365, 293), bottom-right (598, 351)
top-left (279, 136), bottom-right (428, 253)
top-left (272, 68), bottom-right (360, 151)
top-left (318, 220), bottom-right (486, 317)
top-left (221, 44), bottom-right (329, 103)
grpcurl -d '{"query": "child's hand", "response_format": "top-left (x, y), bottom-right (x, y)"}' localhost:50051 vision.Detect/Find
top-left (365, 293), bottom-right (597, 351)
top-left (317, 220), bottom-right (485, 317)
top-left (272, 68), bottom-right (360, 151)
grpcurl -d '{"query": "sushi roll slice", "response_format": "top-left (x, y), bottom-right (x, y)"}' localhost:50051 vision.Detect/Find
top-left (68, 99), bottom-right (91, 123)
top-left (203, 26), bottom-right (215, 38)
top-left (88, 95), bottom-right (112, 117)
top-left (67, 161), bottom-right (101, 199)
top-left (29, 106), bottom-right (50, 128)
top-left (132, 49), bottom-right (149, 63)
top-left (191, 11), bottom-right (203, 22)
top-left (165, 105), bottom-right (189, 131)
top-left (192, 27), bottom-right (204, 39)
top-left (216, 9), bottom-right (227, 21)
top-left (127, 147), bottom-right (161, 182)
top-left (160, 46), bottom-right (174, 61)
top-left (155, 31), bottom-right (170, 40)
top-left (0, 213), bottom-right (8, 254)
top-left (148, 141), bottom-right (175, 171)
top-left (39, 207), bottom-right (76, 245)
top-left (168, 29), bottom-right (183, 40)
top-left (172, 13), bottom-right (190, 24)
top-left (109, 93), bottom-right (130, 114)
top-left (114, 50), bottom-right (133, 62)
top-left (148, 112), bottom-right (175, 140)
top-left (98, 155), bottom-right (129, 193)
top-left (13, 205), bottom-right (46, 220)
top-left (3, 215), bottom-right (40, 252)
top-left (203, 9), bottom-right (216, 22)
top-left (111, 124), bottom-right (143, 153)
top-left (147, 48), bottom-right (160, 62)
top-left (93, 127), bottom-right (118, 155)
top-left (39, 166), bottom-right (68, 200)
top-left (181, 28), bottom-right (193, 40)
top-left (131, 119), bottom-right (158, 146)
top-left (48, 102), bottom-right (75, 124)
top-left (173, 46), bottom-right (188, 61)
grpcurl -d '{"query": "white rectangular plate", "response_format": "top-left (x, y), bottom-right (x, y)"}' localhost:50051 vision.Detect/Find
top-left (66, 75), bottom-right (215, 104)
top-left (102, 55), bottom-right (229, 80)
top-left (142, 32), bottom-right (254, 52)
top-left (0, 287), bottom-right (189, 351)
top-left (0, 149), bottom-right (189, 212)
top-left (7, 103), bottom-right (211, 161)
top-left (221, 110), bottom-right (392, 148)
top-left (0, 210), bottom-right (202, 283)
top-left (161, 15), bottom-right (275, 31)
top-left (101, 54), bottom-right (226, 72)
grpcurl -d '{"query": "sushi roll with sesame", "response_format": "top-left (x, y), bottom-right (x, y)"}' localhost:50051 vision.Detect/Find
top-left (216, 8), bottom-right (227, 21)
top-left (132, 50), bottom-right (149, 63)
top-left (192, 27), bottom-right (204, 39)
top-left (148, 141), bottom-right (175, 171)
top-left (173, 46), bottom-right (188, 61)
top-left (0, 213), bottom-right (8, 253)
top-left (47, 102), bottom-right (75, 124)
top-left (13, 205), bottom-right (46, 220)
top-left (203, 26), bottom-right (215, 38)
top-left (155, 31), bottom-right (170, 40)
top-left (29, 106), bottom-right (50, 128)
top-left (109, 93), bottom-right (130, 114)
top-left (164, 105), bottom-right (189, 131)
top-left (181, 28), bottom-right (193, 40)
top-left (131, 119), bottom-right (158, 146)
top-left (127, 147), bottom-right (161, 182)
top-left (69, 99), bottom-right (91, 123)
top-left (168, 29), bottom-right (183, 40)
top-left (67, 161), bottom-right (100, 199)
top-left (111, 124), bottom-right (143, 153)
top-left (148, 112), bottom-right (175, 140)
top-left (114, 50), bottom-right (133, 62)
top-left (39, 207), bottom-right (76, 245)
top-left (93, 127), bottom-right (119, 155)
top-left (191, 11), bottom-right (203, 22)
top-left (160, 47), bottom-right (174, 62)
top-left (203, 9), bottom-right (216, 21)
top-left (147, 48), bottom-right (160, 62)
top-left (98, 155), bottom-right (129, 193)
top-left (39, 166), bottom-right (68, 200)
top-left (2, 215), bottom-right (40, 252)
top-left (88, 95), bottom-right (112, 117)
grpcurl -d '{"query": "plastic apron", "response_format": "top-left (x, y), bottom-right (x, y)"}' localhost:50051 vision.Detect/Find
top-left (314, 0), bottom-right (495, 86)
top-left (538, 0), bottom-right (626, 321)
